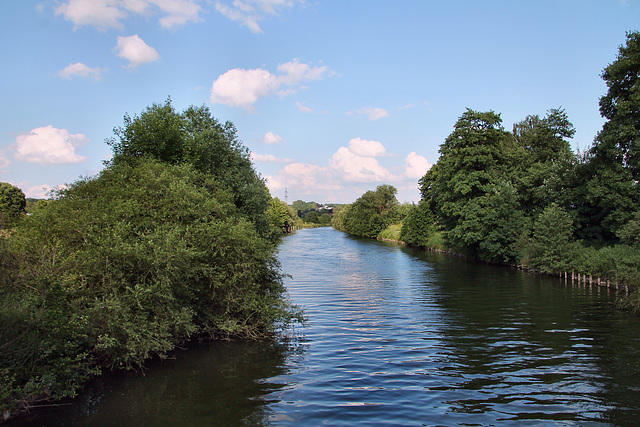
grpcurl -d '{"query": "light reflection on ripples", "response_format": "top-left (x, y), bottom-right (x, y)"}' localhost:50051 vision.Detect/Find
top-left (267, 227), bottom-right (640, 426)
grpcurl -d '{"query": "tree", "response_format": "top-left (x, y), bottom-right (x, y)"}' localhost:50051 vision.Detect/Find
top-left (107, 100), bottom-right (273, 239)
top-left (304, 211), bottom-right (319, 224)
top-left (0, 182), bottom-right (26, 228)
top-left (530, 203), bottom-right (576, 273)
top-left (339, 185), bottom-right (399, 238)
top-left (419, 109), bottom-right (518, 258)
top-left (577, 31), bottom-right (640, 241)
top-left (266, 197), bottom-right (296, 233)
top-left (399, 201), bottom-right (436, 247)
top-left (511, 109), bottom-right (577, 216)
top-left (1, 160), bottom-right (302, 414)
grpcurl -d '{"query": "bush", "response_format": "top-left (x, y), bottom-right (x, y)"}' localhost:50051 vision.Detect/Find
top-left (0, 160), bottom-right (301, 415)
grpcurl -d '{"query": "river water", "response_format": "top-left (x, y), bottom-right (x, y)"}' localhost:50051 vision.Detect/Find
top-left (13, 227), bottom-right (640, 426)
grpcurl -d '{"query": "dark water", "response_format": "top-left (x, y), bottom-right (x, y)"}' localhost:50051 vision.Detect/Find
top-left (13, 227), bottom-right (640, 426)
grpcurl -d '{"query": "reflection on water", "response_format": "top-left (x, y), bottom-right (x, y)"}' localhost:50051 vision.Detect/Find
top-left (12, 227), bottom-right (640, 426)
top-left (10, 340), bottom-right (299, 426)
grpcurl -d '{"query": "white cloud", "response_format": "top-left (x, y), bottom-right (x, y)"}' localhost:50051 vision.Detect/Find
top-left (0, 155), bottom-right (10, 171)
top-left (348, 137), bottom-right (388, 157)
top-left (262, 131), bottom-right (283, 144)
top-left (403, 152), bottom-right (431, 179)
top-left (14, 125), bottom-right (88, 164)
top-left (210, 68), bottom-right (279, 110)
top-left (57, 62), bottom-right (105, 80)
top-left (355, 107), bottom-right (389, 121)
top-left (251, 152), bottom-right (291, 163)
top-left (114, 35), bottom-right (160, 68)
top-left (24, 184), bottom-right (57, 199)
top-left (210, 59), bottom-right (330, 110)
top-left (329, 146), bottom-right (392, 183)
top-left (55, 0), bottom-right (202, 30)
top-left (262, 137), bottom-right (431, 203)
top-left (296, 101), bottom-right (312, 113)
top-left (277, 58), bottom-right (328, 85)
top-left (215, 0), bottom-right (302, 34)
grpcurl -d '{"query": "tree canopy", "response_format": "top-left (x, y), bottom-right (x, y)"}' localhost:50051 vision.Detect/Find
top-left (0, 182), bottom-right (26, 229)
top-left (107, 99), bottom-right (273, 238)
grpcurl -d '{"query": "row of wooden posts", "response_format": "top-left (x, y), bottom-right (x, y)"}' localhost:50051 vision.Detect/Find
top-left (560, 271), bottom-right (632, 294)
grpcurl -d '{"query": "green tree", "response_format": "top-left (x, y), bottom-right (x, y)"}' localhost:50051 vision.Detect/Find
top-left (399, 201), bottom-right (436, 247)
top-left (340, 185), bottom-right (399, 238)
top-left (577, 31), bottom-right (640, 241)
top-left (419, 109), bottom-right (519, 259)
top-left (266, 197), bottom-right (295, 233)
top-left (0, 182), bottom-right (26, 228)
top-left (1, 160), bottom-right (302, 414)
top-left (107, 99), bottom-right (273, 238)
top-left (304, 211), bottom-right (319, 224)
top-left (530, 203), bottom-right (576, 273)
top-left (511, 108), bottom-right (577, 217)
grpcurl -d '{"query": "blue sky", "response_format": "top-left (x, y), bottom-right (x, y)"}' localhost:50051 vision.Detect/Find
top-left (1, 1), bottom-right (639, 203)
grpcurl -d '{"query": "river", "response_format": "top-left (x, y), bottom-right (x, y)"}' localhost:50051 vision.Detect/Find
top-left (12, 227), bottom-right (640, 426)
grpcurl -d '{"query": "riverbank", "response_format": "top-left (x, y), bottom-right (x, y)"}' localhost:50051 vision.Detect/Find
top-left (373, 224), bottom-right (640, 312)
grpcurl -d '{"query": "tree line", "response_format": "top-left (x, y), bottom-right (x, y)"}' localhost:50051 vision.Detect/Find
top-left (334, 31), bottom-right (640, 312)
top-left (0, 100), bottom-right (302, 418)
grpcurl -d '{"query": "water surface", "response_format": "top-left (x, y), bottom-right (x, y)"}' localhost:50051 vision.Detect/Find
top-left (13, 227), bottom-right (640, 426)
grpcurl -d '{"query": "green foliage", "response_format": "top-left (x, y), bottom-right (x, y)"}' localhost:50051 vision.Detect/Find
top-left (303, 211), bottom-right (319, 224)
top-left (0, 160), bottom-right (301, 415)
top-left (419, 109), bottom-right (521, 259)
top-left (511, 108), bottom-right (577, 217)
top-left (267, 197), bottom-right (296, 233)
top-left (378, 224), bottom-right (402, 241)
top-left (399, 201), bottom-right (436, 247)
top-left (0, 182), bottom-right (27, 228)
top-left (576, 31), bottom-right (640, 241)
top-left (291, 200), bottom-right (318, 218)
top-left (107, 99), bottom-right (273, 239)
top-left (335, 185), bottom-right (400, 239)
top-left (529, 203), bottom-right (576, 273)
top-left (618, 211), bottom-right (640, 246)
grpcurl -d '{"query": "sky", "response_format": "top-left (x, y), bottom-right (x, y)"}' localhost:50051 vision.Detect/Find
top-left (1, 1), bottom-right (639, 204)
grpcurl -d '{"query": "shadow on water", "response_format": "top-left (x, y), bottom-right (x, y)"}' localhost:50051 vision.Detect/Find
top-left (403, 246), bottom-right (640, 425)
top-left (8, 338), bottom-right (304, 427)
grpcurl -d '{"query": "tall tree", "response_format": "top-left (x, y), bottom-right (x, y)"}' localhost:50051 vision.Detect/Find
top-left (511, 108), bottom-right (577, 217)
top-left (341, 185), bottom-right (399, 238)
top-left (107, 100), bottom-right (273, 238)
top-left (419, 109), bottom-right (521, 260)
top-left (577, 31), bottom-right (640, 241)
top-left (0, 182), bottom-right (26, 228)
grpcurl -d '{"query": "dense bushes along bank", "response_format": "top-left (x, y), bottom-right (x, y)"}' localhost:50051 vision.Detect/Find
top-left (334, 32), bottom-right (640, 312)
top-left (0, 101), bottom-right (302, 420)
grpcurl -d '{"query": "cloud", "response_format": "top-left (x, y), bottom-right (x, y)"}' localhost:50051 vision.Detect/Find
top-left (329, 147), bottom-right (393, 183)
top-left (210, 68), bottom-right (279, 109)
top-left (296, 101), bottom-right (312, 113)
top-left (114, 35), bottom-right (160, 68)
top-left (355, 107), bottom-right (389, 121)
top-left (210, 59), bottom-right (330, 110)
top-left (215, 0), bottom-right (302, 34)
top-left (403, 152), bottom-right (431, 179)
top-left (55, 0), bottom-right (202, 30)
top-left (57, 62), bottom-right (105, 80)
top-left (24, 184), bottom-right (58, 199)
top-left (14, 126), bottom-right (88, 164)
top-left (262, 131), bottom-right (283, 144)
top-left (348, 137), bottom-right (388, 157)
top-left (251, 153), bottom-right (291, 163)
top-left (262, 137), bottom-right (432, 203)
top-left (0, 155), bottom-right (10, 171)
